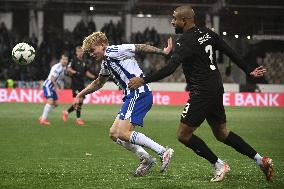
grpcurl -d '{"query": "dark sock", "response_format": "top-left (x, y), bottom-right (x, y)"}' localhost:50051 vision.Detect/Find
top-left (224, 131), bottom-right (257, 159)
top-left (67, 106), bottom-right (74, 113)
top-left (186, 135), bottom-right (218, 164)
top-left (76, 110), bottom-right (81, 118)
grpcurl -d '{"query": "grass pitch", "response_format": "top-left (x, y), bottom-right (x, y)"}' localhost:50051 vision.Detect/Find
top-left (0, 103), bottom-right (283, 189)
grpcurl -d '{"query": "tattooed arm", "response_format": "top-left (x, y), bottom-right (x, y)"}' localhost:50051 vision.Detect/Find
top-left (134, 37), bottom-right (173, 55)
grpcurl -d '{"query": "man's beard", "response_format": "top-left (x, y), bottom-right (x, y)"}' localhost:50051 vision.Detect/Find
top-left (175, 26), bottom-right (183, 34)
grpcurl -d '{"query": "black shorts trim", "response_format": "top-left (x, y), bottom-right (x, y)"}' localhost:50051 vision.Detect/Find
top-left (180, 95), bottom-right (226, 127)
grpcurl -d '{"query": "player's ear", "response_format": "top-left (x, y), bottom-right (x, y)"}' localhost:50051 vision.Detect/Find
top-left (102, 43), bottom-right (108, 49)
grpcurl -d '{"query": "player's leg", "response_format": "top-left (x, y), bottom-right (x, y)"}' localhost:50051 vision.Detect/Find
top-left (109, 119), bottom-right (155, 176)
top-left (207, 94), bottom-right (273, 181)
top-left (177, 122), bottom-right (224, 165)
top-left (40, 87), bottom-right (58, 125)
top-left (62, 89), bottom-right (76, 122)
top-left (178, 98), bottom-right (229, 182)
top-left (122, 92), bottom-right (173, 168)
top-left (115, 119), bottom-right (162, 175)
top-left (210, 123), bottom-right (273, 181)
top-left (76, 106), bottom-right (84, 125)
top-left (115, 119), bottom-right (167, 156)
top-left (75, 87), bottom-right (85, 125)
top-left (109, 119), bottom-right (149, 159)
top-left (115, 92), bottom-right (173, 173)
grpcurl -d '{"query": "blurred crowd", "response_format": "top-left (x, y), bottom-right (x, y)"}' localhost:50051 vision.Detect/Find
top-left (1, 20), bottom-right (283, 87)
top-left (257, 51), bottom-right (284, 84)
top-left (0, 19), bottom-right (172, 86)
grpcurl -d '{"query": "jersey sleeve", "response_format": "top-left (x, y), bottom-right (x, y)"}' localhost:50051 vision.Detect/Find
top-left (211, 31), bottom-right (253, 74)
top-left (170, 37), bottom-right (189, 65)
top-left (50, 65), bottom-right (60, 78)
top-left (99, 61), bottom-right (110, 77)
top-left (105, 44), bottom-right (135, 59)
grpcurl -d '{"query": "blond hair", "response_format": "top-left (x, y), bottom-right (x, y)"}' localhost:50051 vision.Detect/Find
top-left (82, 32), bottom-right (109, 52)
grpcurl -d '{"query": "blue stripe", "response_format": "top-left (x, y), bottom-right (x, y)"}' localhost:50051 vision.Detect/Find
top-left (43, 80), bottom-right (54, 89)
top-left (131, 131), bottom-right (138, 144)
top-left (106, 59), bottom-right (127, 90)
top-left (110, 58), bottom-right (136, 79)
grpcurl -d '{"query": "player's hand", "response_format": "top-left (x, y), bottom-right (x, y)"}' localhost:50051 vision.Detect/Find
top-left (163, 37), bottom-right (173, 55)
top-left (73, 96), bottom-right (84, 110)
top-left (128, 77), bottom-right (145, 89)
top-left (250, 66), bottom-right (266, 77)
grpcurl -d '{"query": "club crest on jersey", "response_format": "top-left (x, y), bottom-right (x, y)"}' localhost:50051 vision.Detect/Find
top-left (198, 33), bottom-right (211, 44)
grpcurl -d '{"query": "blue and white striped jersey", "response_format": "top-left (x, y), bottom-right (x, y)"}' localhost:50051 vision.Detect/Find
top-left (43, 63), bottom-right (66, 90)
top-left (99, 44), bottom-right (151, 95)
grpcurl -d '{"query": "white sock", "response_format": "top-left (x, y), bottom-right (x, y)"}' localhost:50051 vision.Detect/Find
top-left (41, 104), bottom-right (54, 120)
top-left (254, 153), bottom-right (263, 165)
top-left (116, 138), bottom-right (149, 159)
top-left (130, 131), bottom-right (166, 156)
top-left (214, 158), bottom-right (224, 166)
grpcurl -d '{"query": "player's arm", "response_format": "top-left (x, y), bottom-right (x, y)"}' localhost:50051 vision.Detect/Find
top-left (212, 32), bottom-right (264, 77)
top-left (77, 75), bottom-right (108, 97)
top-left (134, 37), bottom-right (172, 55)
top-left (73, 75), bottom-right (108, 109)
top-left (67, 60), bottom-right (81, 76)
top-left (67, 66), bottom-right (77, 75)
top-left (50, 75), bottom-right (60, 89)
top-left (129, 38), bottom-right (184, 89)
top-left (128, 61), bottom-right (180, 89)
top-left (216, 38), bottom-right (251, 74)
top-left (215, 36), bottom-right (266, 77)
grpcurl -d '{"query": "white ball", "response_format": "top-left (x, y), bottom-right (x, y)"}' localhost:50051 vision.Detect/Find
top-left (12, 42), bottom-right (35, 65)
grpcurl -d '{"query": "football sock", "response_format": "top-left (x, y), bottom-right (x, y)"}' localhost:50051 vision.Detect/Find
top-left (224, 131), bottom-right (257, 159)
top-left (130, 131), bottom-right (166, 156)
top-left (216, 158), bottom-right (224, 165)
top-left (76, 110), bottom-right (81, 118)
top-left (41, 104), bottom-right (54, 120)
top-left (116, 138), bottom-right (149, 159)
top-left (186, 135), bottom-right (218, 164)
top-left (67, 106), bottom-right (74, 114)
top-left (254, 153), bottom-right (263, 166)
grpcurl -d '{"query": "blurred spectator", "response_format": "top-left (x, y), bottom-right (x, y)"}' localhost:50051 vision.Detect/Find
top-left (5, 78), bottom-right (15, 88)
top-left (1, 19), bottom-right (283, 85)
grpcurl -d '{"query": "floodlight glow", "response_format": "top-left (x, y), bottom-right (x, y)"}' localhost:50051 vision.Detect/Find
top-left (137, 13), bottom-right (144, 17)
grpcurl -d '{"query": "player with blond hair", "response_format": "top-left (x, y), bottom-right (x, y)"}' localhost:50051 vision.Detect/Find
top-left (73, 32), bottom-right (174, 176)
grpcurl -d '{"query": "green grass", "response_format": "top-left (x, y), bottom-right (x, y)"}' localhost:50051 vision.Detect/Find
top-left (0, 103), bottom-right (283, 189)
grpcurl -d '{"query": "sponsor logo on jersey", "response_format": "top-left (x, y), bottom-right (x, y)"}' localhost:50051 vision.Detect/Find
top-left (198, 33), bottom-right (211, 44)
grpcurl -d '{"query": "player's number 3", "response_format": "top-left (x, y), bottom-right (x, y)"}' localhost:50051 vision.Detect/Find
top-left (205, 45), bottom-right (216, 70)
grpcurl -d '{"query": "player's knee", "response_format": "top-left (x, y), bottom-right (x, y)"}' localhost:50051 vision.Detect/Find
top-left (117, 130), bottom-right (131, 142)
top-left (109, 129), bottom-right (119, 141)
top-left (214, 130), bottom-right (229, 142)
top-left (177, 130), bottom-right (189, 145)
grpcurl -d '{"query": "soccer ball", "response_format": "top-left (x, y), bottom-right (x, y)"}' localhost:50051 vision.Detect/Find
top-left (12, 42), bottom-right (35, 65)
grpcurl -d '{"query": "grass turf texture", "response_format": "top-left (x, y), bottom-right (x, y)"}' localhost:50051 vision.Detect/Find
top-left (0, 103), bottom-right (283, 189)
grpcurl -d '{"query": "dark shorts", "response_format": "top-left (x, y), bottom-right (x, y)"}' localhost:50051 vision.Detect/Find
top-left (180, 94), bottom-right (226, 127)
top-left (72, 85), bottom-right (85, 97)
